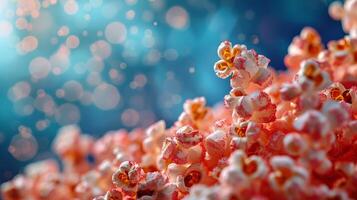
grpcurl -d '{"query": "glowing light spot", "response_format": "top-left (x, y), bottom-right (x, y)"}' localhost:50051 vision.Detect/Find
top-left (121, 109), bottom-right (140, 127)
top-left (29, 57), bottom-right (51, 79)
top-left (8, 133), bottom-right (38, 161)
top-left (93, 83), bottom-right (120, 110)
top-left (36, 119), bottom-right (50, 131)
top-left (34, 92), bottom-right (56, 115)
top-left (66, 35), bottom-right (80, 49)
top-left (8, 81), bottom-right (31, 102)
top-left (13, 97), bottom-right (34, 116)
top-left (15, 18), bottom-right (28, 30)
top-left (90, 40), bottom-right (112, 59)
top-left (130, 74), bottom-right (147, 89)
top-left (144, 49), bottom-right (161, 65)
top-left (64, 0), bottom-right (79, 15)
top-left (0, 20), bottom-right (13, 37)
top-left (105, 22), bottom-right (127, 44)
top-left (189, 67), bottom-right (195, 74)
top-left (62, 80), bottom-right (83, 101)
top-left (109, 69), bottom-right (124, 84)
top-left (126, 10), bottom-right (136, 20)
top-left (58, 26), bottom-right (70, 37)
top-left (165, 6), bottom-right (189, 29)
top-left (18, 36), bottom-right (38, 54)
top-left (55, 103), bottom-right (80, 125)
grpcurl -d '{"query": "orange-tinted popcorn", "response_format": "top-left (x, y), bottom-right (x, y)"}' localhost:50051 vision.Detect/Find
top-left (232, 91), bottom-right (276, 123)
top-left (283, 133), bottom-right (307, 156)
top-left (204, 130), bottom-right (227, 159)
top-left (175, 126), bottom-right (203, 148)
top-left (268, 156), bottom-right (309, 193)
top-left (226, 150), bottom-right (267, 182)
top-left (3, 3), bottom-right (357, 200)
top-left (330, 0), bottom-right (357, 36)
top-left (112, 161), bottom-right (144, 192)
top-left (178, 97), bottom-right (213, 130)
top-left (285, 27), bottom-right (324, 70)
top-left (215, 41), bottom-right (272, 90)
top-left (53, 125), bottom-right (94, 174)
top-left (296, 59), bottom-right (332, 92)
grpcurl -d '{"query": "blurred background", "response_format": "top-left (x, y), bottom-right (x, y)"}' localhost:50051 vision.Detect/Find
top-left (0, 0), bottom-right (345, 184)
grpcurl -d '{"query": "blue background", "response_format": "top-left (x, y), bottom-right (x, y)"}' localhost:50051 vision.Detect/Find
top-left (0, 0), bottom-right (344, 184)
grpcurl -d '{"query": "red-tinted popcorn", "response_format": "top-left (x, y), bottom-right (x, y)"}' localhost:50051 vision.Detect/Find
top-left (175, 126), bottom-right (203, 148)
top-left (283, 133), bottom-right (307, 156)
top-left (204, 130), bottom-right (227, 159)
top-left (285, 27), bottom-right (323, 70)
top-left (294, 110), bottom-right (331, 139)
top-left (296, 59), bottom-right (332, 92)
top-left (330, 0), bottom-right (357, 36)
top-left (268, 156), bottom-right (309, 193)
top-left (3, 3), bottom-right (357, 199)
top-left (227, 150), bottom-right (267, 181)
top-left (112, 161), bottom-right (144, 192)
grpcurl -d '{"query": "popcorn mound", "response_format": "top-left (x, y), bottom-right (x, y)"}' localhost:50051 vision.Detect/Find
top-left (2, 1), bottom-right (357, 200)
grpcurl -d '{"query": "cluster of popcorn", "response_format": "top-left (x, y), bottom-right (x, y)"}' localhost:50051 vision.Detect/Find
top-left (2, 1), bottom-right (357, 199)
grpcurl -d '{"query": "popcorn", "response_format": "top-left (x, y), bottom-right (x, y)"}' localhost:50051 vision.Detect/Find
top-left (296, 59), bottom-right (332, 92)
top-left (204, 130), bottom-right (227, 159)
top-left (227, 150), bottom-right (267, 181)
top-left (329, 0), bottom-right (357, 36)
top-left (294, 110), bottom-right (331, 138)
top-left (283, 133), bottom-right (307, 156)
top-left (3, 3), bottom-right (357, 200)
top-left (175, 126), bottom-right (203, 148)
top-left (268, 156), bottom-right (309, 192)
top-left (112, 161), bottom-right (144, 192)
top-left (214, 41), bottom-right (272, 90)
top-left (285, 27), bottom-right (324, 70)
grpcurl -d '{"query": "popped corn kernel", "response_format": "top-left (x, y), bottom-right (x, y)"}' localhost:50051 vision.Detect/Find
top-left (215, 41), bottom-right (272, 89)
top-left (104, 188), bottom-right (123, 200)
top-left (112, 161), bottom-right (144, 192)
top-left (228, 150), bottom-right (267, 180)
top-left (268, 156), bottom-right (309, 192)
top-left (285, 27), bottom-right (323, 70)
top-left (283, 133), bottom-right (307, 156)
top-left (175, 126), bottom-right (203, 148)
top-left (296, 59), bottom-right (332, 92)
top-left (294, 110), bottom-right (331, 139)
top-left (329, 0), bottom-right (357, 36)
top-left (204, 130), bottom-right (227, 159)
top-left (3, 3), bottom-right (357, 200)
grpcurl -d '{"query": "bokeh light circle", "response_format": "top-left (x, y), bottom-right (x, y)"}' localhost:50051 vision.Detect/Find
top-left (105, 22), bottom-right (127, 44)
top-left (29, 57), bottom-right (52, 79)
top-left (165, 6), bottom-right (189, 29)
top-left (93, 83), bottom-right (120, 110)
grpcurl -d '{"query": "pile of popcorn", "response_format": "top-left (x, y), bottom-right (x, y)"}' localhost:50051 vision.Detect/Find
top-left (2, 1), bottom-right (357, 199)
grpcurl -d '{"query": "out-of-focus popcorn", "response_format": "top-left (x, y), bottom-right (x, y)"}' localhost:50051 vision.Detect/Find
top-left (285, 27), bottom-right (324, 70)
top-left (330, 0), bottom-right (357, 36)
top-left (2, 2), bottom-right (357, 200)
